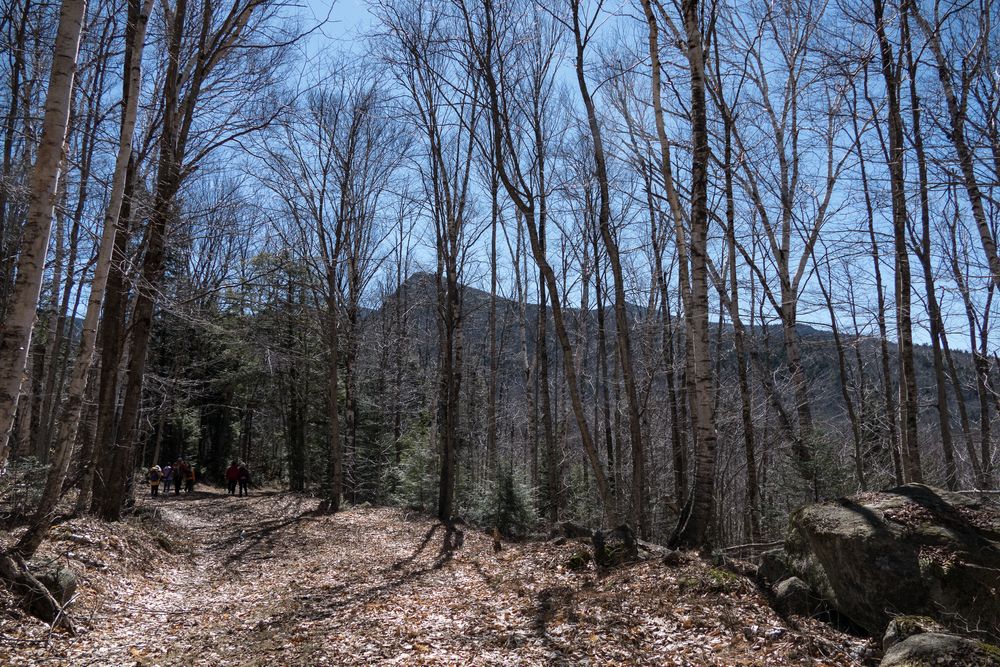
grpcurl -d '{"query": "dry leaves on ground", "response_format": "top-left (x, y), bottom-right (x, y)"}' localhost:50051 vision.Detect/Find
top-left (0, 491), bottom-right (876, 666)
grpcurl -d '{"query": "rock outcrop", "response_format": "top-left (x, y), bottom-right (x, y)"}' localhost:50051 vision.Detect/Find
top-left (784, 484), bottom-right (1000, 641)
top-left (880, 633), bottom-right (1000, 667)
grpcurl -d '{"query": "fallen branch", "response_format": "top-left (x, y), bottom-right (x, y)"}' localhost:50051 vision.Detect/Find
top-left (722, 540), bottom-right (783, 552)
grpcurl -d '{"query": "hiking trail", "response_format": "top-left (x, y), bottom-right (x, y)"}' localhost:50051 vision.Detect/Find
top-left (1, 491), bottom-right (874, 665)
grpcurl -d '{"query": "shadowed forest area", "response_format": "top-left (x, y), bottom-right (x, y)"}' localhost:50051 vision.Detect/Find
top-left (1, 0), bottom-right (1000, 662)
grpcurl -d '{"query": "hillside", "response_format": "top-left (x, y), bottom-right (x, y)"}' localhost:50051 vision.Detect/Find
top-left (377, 272), bottom-right (981, 425)
top-left (0, 491), bottom-right (875, 666)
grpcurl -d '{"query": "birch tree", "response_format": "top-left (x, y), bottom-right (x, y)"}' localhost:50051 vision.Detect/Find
top-left (0, 0), bottom-right (86, 471)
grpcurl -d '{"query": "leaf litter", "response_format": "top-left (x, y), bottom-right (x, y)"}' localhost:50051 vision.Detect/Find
top-left (1, 491), bottom-right (876, 665)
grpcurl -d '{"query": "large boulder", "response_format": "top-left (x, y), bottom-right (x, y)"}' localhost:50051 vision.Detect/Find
top-left (785, 484), bottom-right (1000, 641)
top-left (880, 633), bottom-right (1000, 667)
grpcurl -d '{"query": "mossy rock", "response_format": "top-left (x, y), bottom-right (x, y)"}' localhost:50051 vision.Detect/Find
top-left (565, 550), bottom-right (591, 571)
top-left (883, 615), bottom-right (948, 651)
top-left (880, 633), bottom-right (1000, 667)
top-left (785, 484), bottom-right (1000, 641)
top-left (706, 567), bottom-right (744, 593)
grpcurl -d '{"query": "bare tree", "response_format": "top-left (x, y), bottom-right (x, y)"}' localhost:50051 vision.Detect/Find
top-left (0, 0), bottom-right (86, 470)
top-left (93, 0), bottom-right (291, 519)
top-left (14, 0), bottom-right (154, 557)
top-left (456, 0), bottom-right (619, 525)
top-left (873, 0), bottom-right (921, 483)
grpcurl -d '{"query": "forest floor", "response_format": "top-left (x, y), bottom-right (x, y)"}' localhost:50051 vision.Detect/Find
top-left (1, 489), bottom-right (877, 666)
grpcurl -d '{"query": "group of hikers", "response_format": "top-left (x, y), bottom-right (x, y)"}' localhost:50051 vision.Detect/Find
top-left (225, 461), bottom-right (252, 497)
top-left (146, 460), bottom-right (196, 496)
top-left (145, 460), bottom-right (251, 497)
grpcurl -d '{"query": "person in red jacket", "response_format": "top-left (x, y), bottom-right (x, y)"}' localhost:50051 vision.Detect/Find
top-left (225, 461), bottom-right (240, 495)
top-left (237, 463), bottom-right (251, 497)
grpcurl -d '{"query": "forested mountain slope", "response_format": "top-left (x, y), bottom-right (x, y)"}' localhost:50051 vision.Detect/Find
top-left (1, 0), bottom-right (999, 654)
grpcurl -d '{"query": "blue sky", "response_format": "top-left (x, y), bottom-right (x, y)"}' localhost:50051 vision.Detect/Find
top-left (280, 0), bottom-right (994, 353)
top-left (303, 0), bottom-right (374, 45)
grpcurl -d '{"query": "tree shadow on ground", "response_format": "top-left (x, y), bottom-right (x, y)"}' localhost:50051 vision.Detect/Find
top-left (531, 585), bottom-right (577, 659)
top-left (391, 524), bottom-right (440, 571)
top-left (434, 525), bottom-right (464, 569)
top-left (217, 511), bottom-right (319, 567)
top-left (386, 522), bottom-right (465, 571)
top-left (274, 521), bottom-right (467, 626)
top-left (145, 490), bottom-right (221, 502)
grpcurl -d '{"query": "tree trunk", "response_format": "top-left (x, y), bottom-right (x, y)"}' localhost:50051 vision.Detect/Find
top-left (901, 4), bottom-right (956, 489)
top-left (84, 158), bottom-right (135, 513)
top-left (720, 98), bottom-right (762, 538)
top-left (96, 0), bottom-right (187, 520)
top-left (571, 0), bottom-right (646, 535)
top-left (477, 23), bottom-right (618, 525)
top-left (670, 0), bottom-right (717, 549)
top-left (854, 81), bottom-right (903, 485)
top-left (325, 289), bottom-right (342, 512)
top-left (29, 0), bottom-right (153, 538)
top-left (874, 0), bottom-right (921, 483)
top-left (0, 0), bottom-right (86, 469)
top-left (912, 6), bottom-right (1000, 294)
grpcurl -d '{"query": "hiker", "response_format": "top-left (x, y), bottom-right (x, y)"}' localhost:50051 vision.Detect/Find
top-left (162, 463), bottom-right (173, 493)
top-left (226, 461), bottom-right (240, 495)
top-left (173, 460), bottom-right (185, 495)
top-left (148, 466), bottom-right (162, 496)
top-left (237, 463), bottom-right (251, 497)
top-left (185, 463), bottom-right (196, 493)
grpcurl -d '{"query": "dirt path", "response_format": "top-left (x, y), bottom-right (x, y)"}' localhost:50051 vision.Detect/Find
top-left (2, 491), bottom-right (873, 666)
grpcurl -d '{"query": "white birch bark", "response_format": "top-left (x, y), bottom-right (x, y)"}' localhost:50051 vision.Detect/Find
top-left (0, 0), bottom-right (87, 471)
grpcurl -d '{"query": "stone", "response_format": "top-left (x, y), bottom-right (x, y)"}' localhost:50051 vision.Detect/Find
top-left (662, 549), bottom-right (682, 567)
top-left (33, 564), bottom-right (77, 606)
top-left (22, 563), bottom-right (78, 620)
top-left (880, 633), bottom-right (1000, 667)
top-left (784, 484), bottom-right (1000, 641)
top-left (883, 615), bottom-right (948, 652)
top-left (773, 576), bottom-right (814, 616)
top-left (758, 548), bottom-right (791, 584)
